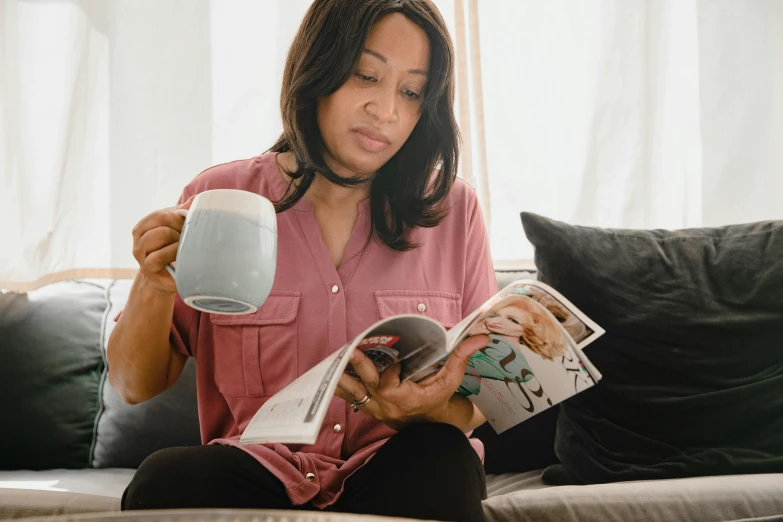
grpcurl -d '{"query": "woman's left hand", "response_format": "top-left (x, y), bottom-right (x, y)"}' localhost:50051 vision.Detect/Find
top-left (335, 334), bottom-right (490, 431)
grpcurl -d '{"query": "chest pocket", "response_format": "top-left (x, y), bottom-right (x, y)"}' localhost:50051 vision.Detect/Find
top-left (209, 291), bottom-right (300, 397)
top-left (374, 290), bottom-right (462, 329)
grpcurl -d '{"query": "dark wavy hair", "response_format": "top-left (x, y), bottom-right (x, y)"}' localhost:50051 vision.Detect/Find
top-left (269, 0), bottom-right (459, 251)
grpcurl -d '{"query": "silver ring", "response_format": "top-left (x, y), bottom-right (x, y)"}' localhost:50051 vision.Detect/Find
top-left (351, 394), bottom-right (371, 413)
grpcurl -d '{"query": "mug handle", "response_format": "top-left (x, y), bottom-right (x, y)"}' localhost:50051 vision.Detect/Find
top-left (165, 208), bottom-right (190, 278)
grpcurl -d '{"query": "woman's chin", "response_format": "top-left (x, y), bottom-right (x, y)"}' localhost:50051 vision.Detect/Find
top-left (335, 148), bottom-right (393, 176)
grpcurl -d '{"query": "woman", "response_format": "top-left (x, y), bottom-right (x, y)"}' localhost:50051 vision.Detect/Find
top-left (108, 1), bottom-right (496, 521)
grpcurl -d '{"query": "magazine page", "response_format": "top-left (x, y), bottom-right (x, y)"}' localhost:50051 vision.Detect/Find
top-left (448, 292), bottom-right (603, 434)
top-left (240, 314), bottom-right (445, 445)
top-left (500, 279), bottom-right (605, 350)
top-left (240, 342), bottom-right (354, 445)
top-left (346, 315), bottom-right (449, 382)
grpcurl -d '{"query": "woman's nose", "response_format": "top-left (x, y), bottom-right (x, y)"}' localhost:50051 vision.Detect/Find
top-left (366, 87), bottom-right (398, 123)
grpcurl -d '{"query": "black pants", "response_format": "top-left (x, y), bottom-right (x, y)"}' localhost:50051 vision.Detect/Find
top-left (122, 422), bottom-right (487, 522)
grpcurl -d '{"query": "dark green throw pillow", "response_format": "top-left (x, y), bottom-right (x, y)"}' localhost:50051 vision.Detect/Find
top-left (0, 282), bottom-right (105, 469)
top-left (521, 213), bottom-right (783, 484)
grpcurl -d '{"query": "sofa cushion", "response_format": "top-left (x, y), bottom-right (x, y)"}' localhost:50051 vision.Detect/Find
top-left (0, 468), bottom-right (133, 499)
top-left (1, 469), bottom-right (782, 521)
top-left (0, 282), bottom-right (105, 469)
top-left (494, 268), bottom-right (537, 291)
top-left (0, 489), bottom-right (120, 519)
top-left (521, 213), bottom-right (783, 484)
top-left (91, 280), bottom-right (200, 468)
top-left (483, 472), bottom-right (783, 522)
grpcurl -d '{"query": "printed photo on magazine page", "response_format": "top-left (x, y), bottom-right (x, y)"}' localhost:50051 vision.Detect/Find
top-left (448, 290), bottom-right (602, 433)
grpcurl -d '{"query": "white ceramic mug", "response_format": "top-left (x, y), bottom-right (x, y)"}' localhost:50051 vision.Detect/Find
top-left (166, 189), bottom-right (277, 315)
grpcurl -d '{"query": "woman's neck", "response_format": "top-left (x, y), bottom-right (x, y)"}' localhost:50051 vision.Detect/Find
top-left (277, 151), bottom-right (372, 212)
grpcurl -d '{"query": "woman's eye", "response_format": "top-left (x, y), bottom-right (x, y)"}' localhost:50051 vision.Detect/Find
top-left (402, 88), bottom-right (421, 101)
top-left (355, 73), bottom-right (375, 82)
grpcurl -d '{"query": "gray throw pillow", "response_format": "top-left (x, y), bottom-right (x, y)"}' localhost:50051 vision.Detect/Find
top-left (91, 279), bottom-right (200, 468)
top-left (521, 212), bottom-right (783, 484)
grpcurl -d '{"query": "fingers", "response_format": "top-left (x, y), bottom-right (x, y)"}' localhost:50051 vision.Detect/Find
top-left (451, 334), bottom-right (490, 363)
top-left (335, 374), bottom-right (369, 404)
top-left (132, 201), bottom-right (190, 272)
top-left (132, 209), bottom-right (187, 244)
top-left (132, 195), bottom-right (192, 244)
top-left (142, 242), bottom-right (179, 274)
top-left (133, 226), bottom-right (180, 266)
top-left (139, 226), bottom-right (181, 258)
top-left (347, 351), bottom-right (381, 393)
top-left (418, 334), bottom-right (489, 396)
top-left (379, 362), bottom-right (401, 389)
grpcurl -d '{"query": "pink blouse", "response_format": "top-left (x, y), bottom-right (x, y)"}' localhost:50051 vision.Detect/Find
top-left (168, 153), bottom-right (497, 508)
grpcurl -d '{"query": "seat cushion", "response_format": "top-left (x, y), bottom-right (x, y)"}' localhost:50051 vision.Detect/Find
top-left (0, 468), bottom-right (131, 519)
top-left (1, 470), bottom-right (781, 521)
top-left (484, 472), bottom-right (783, 522)
top-left (0, 469), bottom-right (133, 499)
top-left (0, 489), bottom-right (120, 519)
top-left (521, 213), bottom-right (783, 484)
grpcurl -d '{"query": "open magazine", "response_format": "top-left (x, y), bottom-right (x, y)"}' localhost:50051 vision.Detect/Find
top-left (240, 280), bottom-right (605, 445)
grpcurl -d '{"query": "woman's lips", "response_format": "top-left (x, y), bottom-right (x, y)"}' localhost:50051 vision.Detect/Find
top-left (352, 128), bottom-right (390, 153)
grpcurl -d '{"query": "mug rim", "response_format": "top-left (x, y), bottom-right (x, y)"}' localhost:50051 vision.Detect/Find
top-left (184, 294), bottom-right (260, 315)
top-left (188, 188), bottom-right (277, 232)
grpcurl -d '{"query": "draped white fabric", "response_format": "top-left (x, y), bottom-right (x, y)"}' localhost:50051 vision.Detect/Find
top-left (468, 0), bottom-right (783, 262)
top-left (2, 0), bottom-right (781, 290)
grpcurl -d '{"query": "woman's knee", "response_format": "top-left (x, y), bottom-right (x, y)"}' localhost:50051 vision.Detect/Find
top-left (382, 423), bottom-right (483, 475)
top-left (393, 422), bottom-right (475, 456)
top-left (123, 445), bottom-right (292, 511)
top-left (123, 447), bottom-right (195, 510)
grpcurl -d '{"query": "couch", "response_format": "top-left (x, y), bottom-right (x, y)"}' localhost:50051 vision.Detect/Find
top-left (2, 267), bottom-right (783, 521)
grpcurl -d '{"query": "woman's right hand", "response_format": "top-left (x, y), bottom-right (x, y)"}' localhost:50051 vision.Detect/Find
top-left (131, 196), bottom-right (195, 294)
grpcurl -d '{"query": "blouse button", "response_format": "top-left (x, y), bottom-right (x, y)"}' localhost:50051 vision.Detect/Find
top-left (331, 285), bottom-right (340, 294)
top-left (417, 303), bottom-right (426, 312)
top-left (333, 424), bottom-right (342, 433)
top-left (306, 472), bottom-right (315, 482)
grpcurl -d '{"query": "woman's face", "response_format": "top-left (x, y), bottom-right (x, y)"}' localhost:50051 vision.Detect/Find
top-left (317, 13), bottom-right (430, 176)
top-left (484, 306), bottom-right (534, 338)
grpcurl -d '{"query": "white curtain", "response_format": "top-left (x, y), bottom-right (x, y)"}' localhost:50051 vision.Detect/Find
top-left (2, 0), bottom-right (782, 291)
top-left (458, 0), bottom-right (783, 262)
